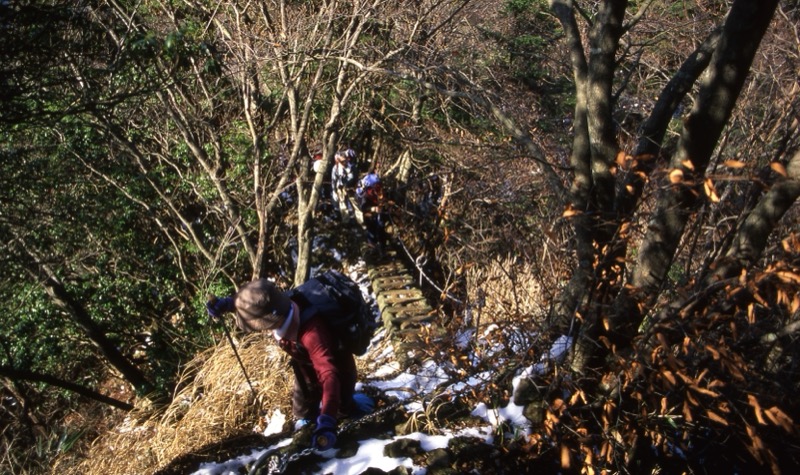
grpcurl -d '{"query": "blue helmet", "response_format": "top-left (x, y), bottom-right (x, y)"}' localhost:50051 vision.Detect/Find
top-left (361, 173), bottom-right (380, 189)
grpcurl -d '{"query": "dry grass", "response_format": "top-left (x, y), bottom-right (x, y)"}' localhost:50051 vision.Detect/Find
top-left (465, 257), bottom-right (548, 323)
top-left (53, 333), bottom-right (293, 475)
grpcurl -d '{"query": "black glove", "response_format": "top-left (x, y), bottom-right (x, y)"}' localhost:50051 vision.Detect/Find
top-left (206, 296), bottom-right (234, 319)
top-left (312, 414), bottom-right (337, 450)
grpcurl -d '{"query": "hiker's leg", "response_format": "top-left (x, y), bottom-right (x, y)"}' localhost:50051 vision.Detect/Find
top-left (291, 376), bottom-right (322, 420)
top-left (336, 353), bottom-right (358, 417)
top-left (364, 216), bottom-right (378, 245)
top-left (337, 189), bottom-right (348, 217)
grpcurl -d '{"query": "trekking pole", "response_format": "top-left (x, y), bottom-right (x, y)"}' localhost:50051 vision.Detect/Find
top-left (208, 296), bottom-right (259, 401)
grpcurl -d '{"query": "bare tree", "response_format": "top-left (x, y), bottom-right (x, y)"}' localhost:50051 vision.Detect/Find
top-left (519, 0), bottom-right (798, 471)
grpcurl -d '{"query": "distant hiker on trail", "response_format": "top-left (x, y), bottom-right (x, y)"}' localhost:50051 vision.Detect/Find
top-left (343, 145), bottom-right (357, 169)
top-left (356, 172), bottom-right (389, 254)
top-left (205, 272), bottom-right (376, 451)
top-left (331, 151), bottom-right (356, 220)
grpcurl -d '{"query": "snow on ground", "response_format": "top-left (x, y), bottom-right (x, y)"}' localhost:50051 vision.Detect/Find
top-left (189, 347), bottom-right (519, 475)
top-left (188, 244), bottom-right (563, 474)
top-left (187, 319), bottom-right (566, 475)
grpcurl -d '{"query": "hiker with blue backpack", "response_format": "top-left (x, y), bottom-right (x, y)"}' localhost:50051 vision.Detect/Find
top-left (356, 172), bottom-right (389, 254)
top-left (205, 271), bottom-right (376, 451)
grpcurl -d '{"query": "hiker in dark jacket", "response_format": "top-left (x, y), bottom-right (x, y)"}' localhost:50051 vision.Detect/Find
top-left (331, 151), bottom-right (356, 220)
top-left (206, 279), bottom-right (373, 450)
top-left (356, 172), bottom-right (389, 253)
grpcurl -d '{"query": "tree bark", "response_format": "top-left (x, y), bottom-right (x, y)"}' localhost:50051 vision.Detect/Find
top-left (709, 150), bottom-right (800, 282)
top-left (549, 0), bottom-right (593, 335)
top-left (0, 366), bottom-right (133, 411)
top-left (13, 234), bottom-right (156, 399)
top-left (615, 27), bottom-right (722, 216)
top-left (615, 0), bottom-right (781, 342)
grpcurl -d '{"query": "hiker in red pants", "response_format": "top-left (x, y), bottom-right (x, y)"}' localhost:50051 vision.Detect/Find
top-left (206, 277), bottom-right (374, 450)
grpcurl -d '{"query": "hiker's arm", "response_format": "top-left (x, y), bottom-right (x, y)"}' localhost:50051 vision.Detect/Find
top-left (299, 318), bottom-right (342, 417)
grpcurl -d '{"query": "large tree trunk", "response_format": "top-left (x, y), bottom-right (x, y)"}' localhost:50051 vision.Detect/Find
top-left (613, 0), bottom-right (781, 343)
top-left (548, 0), bottom-right (628, 370)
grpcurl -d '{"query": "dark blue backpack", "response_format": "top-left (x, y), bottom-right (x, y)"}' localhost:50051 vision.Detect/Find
top-left (289, 270), bottom-right (377, 356)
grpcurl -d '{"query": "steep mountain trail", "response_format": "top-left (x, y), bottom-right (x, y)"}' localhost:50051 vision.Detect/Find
top-left (148, 201), bottom-right (511, 474)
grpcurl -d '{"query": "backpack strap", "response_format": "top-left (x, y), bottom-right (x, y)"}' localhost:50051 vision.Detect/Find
top-left (287, 288), bottom-right (318, 325)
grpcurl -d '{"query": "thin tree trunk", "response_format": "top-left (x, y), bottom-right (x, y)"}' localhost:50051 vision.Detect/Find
top-left (13, 234), bottom-right (156, 399)
top-left (615, 27), bottom-right (722, 216)
top-left (0, 366), bottom-right (133, 411)
top-left (549, 0), bottom-right (592, 335)
top-left (39, 273), bottom-right (156, 399)
top-left (709, 149), bottom-right (800, 282)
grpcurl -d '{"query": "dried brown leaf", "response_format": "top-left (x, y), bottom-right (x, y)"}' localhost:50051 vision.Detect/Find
top-left (723, 160), bottom-right (746, 168)
top-left (562, 205), bottom-right (580, 217)
top-left (745, 424), bottom-right (765, 463)
top-left (661, 370), bottom-right (677, 387)
top-left (689, 384), bottom-right (721, 398)
top-left (704, 178), bottom-right (720, 202)
top-left (764, 406), bottom-right (795, 433)
top-left (770, 161), bottom-right (787, 176)
top-left (669, 168), bottom-right (684, 184)
top-left (683, 400), bottom-right (693, 422)
top-left (775, 271), bottom-right (800, 284)
top-left (560, 444), bottom-right (571, 469)
top-left (616, 150), bottom-right (630, 168)
top-left (706, 410), bottom-right (728, 426)
top-left (748, 394), bottom-right (766, 425)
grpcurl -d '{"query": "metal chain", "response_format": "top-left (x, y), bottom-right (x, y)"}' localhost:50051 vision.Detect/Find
top-left (248, 374), bottom-right (498, 474)
top-left (247, 396), bottom-right (408, 475)
top-left (278, 446), bottom-right (316, 472)
top-left (248, 336), bottom-right (507, 474)
top-left (247, 448), bottom-right (280, 475)
top-left (338, 397), bottom-right (406, 434)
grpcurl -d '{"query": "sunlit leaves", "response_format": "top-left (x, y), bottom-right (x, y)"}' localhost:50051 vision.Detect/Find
top-left (723, 159), bottom-right (747, 168)
top-left (770, 161), bottom-right (787, 176)
top-left (704, 178), bottom-right (720, 202)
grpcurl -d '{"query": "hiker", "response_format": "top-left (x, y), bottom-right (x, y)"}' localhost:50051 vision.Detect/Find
top-left (311, 149), bottom-right (325, 174)
top-left (205, 276), bottom-right (375, 451)
top-left (356, 172), bottom-right (389, 253)
top-left (331, 151), bottom-right (356, 220)
top-left (343, 146), bottom-right (357, 168)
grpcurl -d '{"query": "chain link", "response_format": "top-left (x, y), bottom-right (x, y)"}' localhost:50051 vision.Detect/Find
top-left (248, 369), bottom-right (493, 474)
top-left (338, 398), bottom-right (405, 434)
top-left (280, 446), bottom-right (316, 471)
top-left (248, 398), bottom-right (406, 475)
